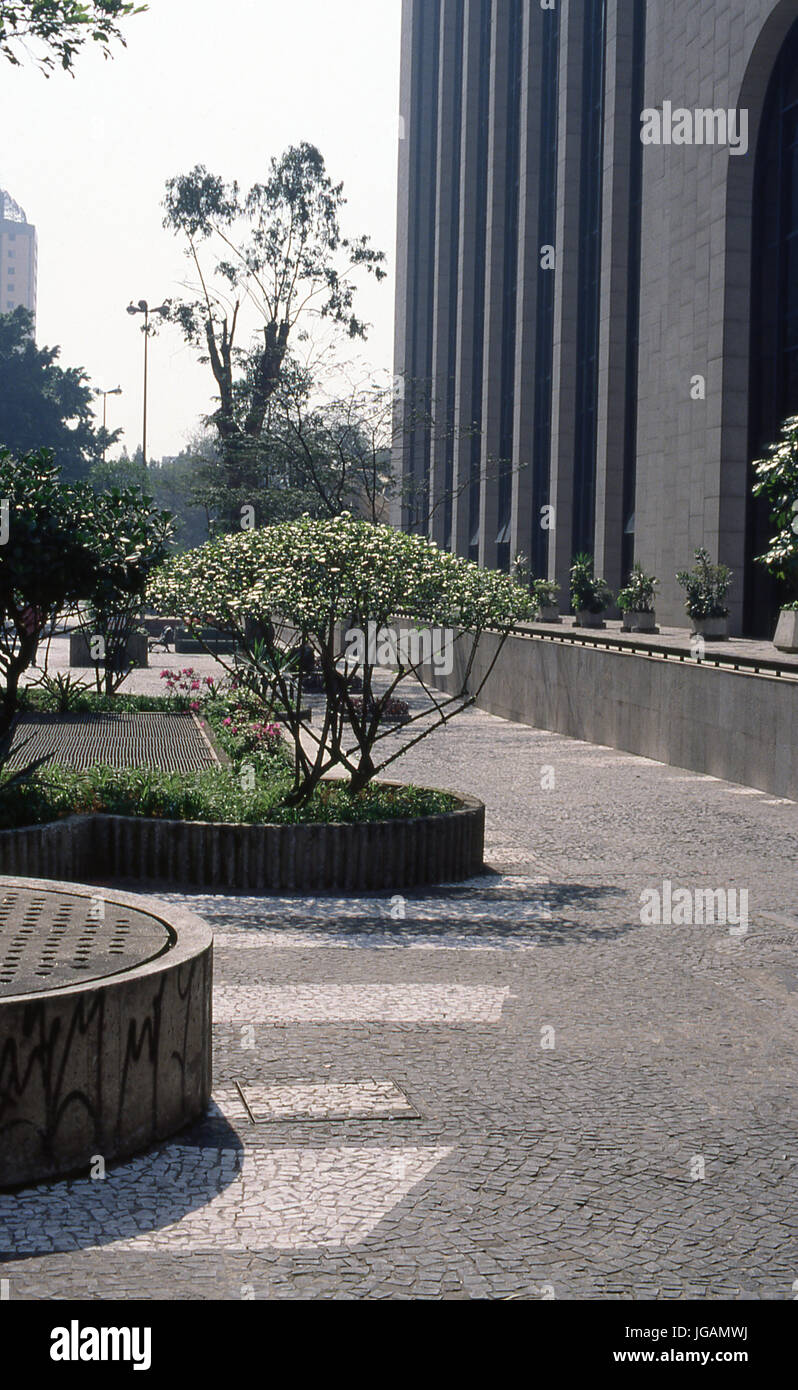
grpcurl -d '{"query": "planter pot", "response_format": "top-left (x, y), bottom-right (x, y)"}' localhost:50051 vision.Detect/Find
top-left (575, 610), bottom-right (606, 629)
top-left (70, 631), bottom-right (148, 670)
top-left (175, 626), bottom-right (238, 655)
top-left (773, 608), bottom-right (798, 653)
top-left (690, 615), bottom-right (728, 639)
top-left (537, 605), bottom-right (561, 624)
top-left (621, 610), bottom-right (658, 634)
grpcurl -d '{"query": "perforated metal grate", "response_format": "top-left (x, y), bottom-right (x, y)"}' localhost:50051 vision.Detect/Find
top-left (0, 887), bottom-right (173, 996)
top-left (7, 713), bottom-right (220, 773)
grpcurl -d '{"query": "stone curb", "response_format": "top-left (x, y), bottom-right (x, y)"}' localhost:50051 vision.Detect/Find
top-left (0, 790), bottom-right (485, 893)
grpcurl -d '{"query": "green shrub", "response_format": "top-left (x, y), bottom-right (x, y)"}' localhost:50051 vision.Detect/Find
top-left (0, 764), bottom-right (457, 830)
top-left (532, 578), bottom-right (560, 611)
top-left (570, 554), bottom-right (613, 615)
top-left (617, 564), bottom-right (658, 615)
top-left (676, 548), bottom-right (732, 620)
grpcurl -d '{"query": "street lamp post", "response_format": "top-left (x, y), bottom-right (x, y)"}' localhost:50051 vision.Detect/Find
top-left (126, 299), bottom-right (169, 466)
top-left (96, 385), bottom-right (122, 462)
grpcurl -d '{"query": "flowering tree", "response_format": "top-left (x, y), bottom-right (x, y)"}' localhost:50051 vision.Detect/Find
top-left (150, 514), bottom-right (533, 803)
top-left (752, 415), bottom-right (798, 604)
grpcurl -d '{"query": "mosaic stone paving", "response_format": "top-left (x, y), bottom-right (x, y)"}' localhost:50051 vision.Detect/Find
top-left (226, 1082), bottom-right (420, 1123)
top-left (1, 703), bottom-right (797, 1300)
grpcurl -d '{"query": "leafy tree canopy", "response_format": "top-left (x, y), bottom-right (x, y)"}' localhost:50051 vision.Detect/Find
top-left (0, 447), bottom-right (106, 732)
top-left (0, 308), bottom-right (114, 481)
top-left (0, 446), bottom-right (174, 722)
top-left (0, 0), bottom-right (144, 73)
top-left (162, 144), bottom-right (386, 517)
top-left (149, 514), bottom-right (532, 801)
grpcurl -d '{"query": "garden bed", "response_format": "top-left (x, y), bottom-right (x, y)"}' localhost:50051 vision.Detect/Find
top-left (4, 670), bottom-right (485, 890)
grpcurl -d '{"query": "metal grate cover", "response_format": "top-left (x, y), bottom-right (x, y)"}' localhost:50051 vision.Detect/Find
top-left (230, 1080), bottom-right (421, 1124)
top-left (0, 887), bottom-right (173, 996)
top-left (7, 713), bottom-right (220, 773)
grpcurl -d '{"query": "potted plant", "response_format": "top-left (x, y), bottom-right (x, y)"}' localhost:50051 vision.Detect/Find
top-left (532, 578), bottom-right (561, 624)
top-left (617, 564), bottom-right (659, 633)
top-left (751, 415), bottom-right (798, 651)
top-left (570, 554), bottom-right (613, 628)
top-left (676, 548), bottom-right (733, 638)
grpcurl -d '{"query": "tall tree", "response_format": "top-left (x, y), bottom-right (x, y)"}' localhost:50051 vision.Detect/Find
top-left (0, 0), bottom-right (143, 72)
top-left (0, 307), bottom-right (114, 481)
top-left (264, 364), bottom-right (396, 524)
top-left (163, 143), bottom-right (386, 521)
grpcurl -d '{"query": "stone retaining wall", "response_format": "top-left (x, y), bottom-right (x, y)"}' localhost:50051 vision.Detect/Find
top-left (393, 621), bottom-right (798, 799)
top-left (0, 793), bottom-right (485, 893)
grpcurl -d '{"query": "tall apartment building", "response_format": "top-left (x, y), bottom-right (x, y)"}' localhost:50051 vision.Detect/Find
top-left (0, 188), bottom-right (38, 328)
top-left (393, 1), bottom-right (798, 635)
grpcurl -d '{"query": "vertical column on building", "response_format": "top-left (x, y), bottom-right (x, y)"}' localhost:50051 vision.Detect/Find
top-left (429, 0), bottom-right (464, 548)
top-left (393, 0), bottom-right (441, 534)
top-left (392, 0), bottom-right (416, 529)
top-left (593, 0), bottom-right (639, 594)
top-left (547, 0), bottom-right (587, 594)
top-left (510, 2), bottom-right (545, 571)
top-left (478, 1), bottom-right (512, 570)
top-left (451, 0), bottom-right (491, 559)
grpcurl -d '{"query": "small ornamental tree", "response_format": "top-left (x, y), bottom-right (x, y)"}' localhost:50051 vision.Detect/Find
top-left (75, 486), bottom-right (175, 695)
top-left (0, 449), bottom-right (100, 735)
top-left (150, 515), bottom-right (534, 804)
top-left (751, 415), bottom-right (798, 606)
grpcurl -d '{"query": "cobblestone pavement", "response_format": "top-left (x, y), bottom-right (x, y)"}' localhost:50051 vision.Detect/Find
top-left (1, 702), bottom-right (797, 1300)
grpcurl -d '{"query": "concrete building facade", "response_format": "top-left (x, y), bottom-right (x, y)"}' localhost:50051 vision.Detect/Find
top-left (393, 0), bottom-right (798, 635)
top-left (0, 188), bottom-right (37, 327)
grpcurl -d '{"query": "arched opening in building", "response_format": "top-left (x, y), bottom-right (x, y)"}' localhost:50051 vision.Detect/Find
top-left (747, 14), bottom-right (798, 636)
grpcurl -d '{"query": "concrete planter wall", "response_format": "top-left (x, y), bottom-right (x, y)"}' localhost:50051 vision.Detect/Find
top-left (575, 611), bottom-right (607, 629)
top-left (0, 792), bottom-right (484, 893)
top-left (690, 615), bottom-right (729, 639)
top-left (175, 627), bottom-right (238, 655)
top-left (392, 620), bottom-right (798, 801)
top-left (621, 610), bottom-right (658, 633)
top-left (70, 631), bottom-right (149, 670)
top-left (773, 609), bottom-right (798, 653)
top-left (0, 879), bottom-right (212, 1189)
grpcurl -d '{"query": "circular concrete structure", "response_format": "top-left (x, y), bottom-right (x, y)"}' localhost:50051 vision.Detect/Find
top-left (0, 789), bottom-right (485, 893)
top-left (0, 878), bottom-right (212, 1189)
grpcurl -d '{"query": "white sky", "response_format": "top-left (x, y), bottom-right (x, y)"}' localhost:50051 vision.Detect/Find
top-left (2, 0), bottom-right (402, 458)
